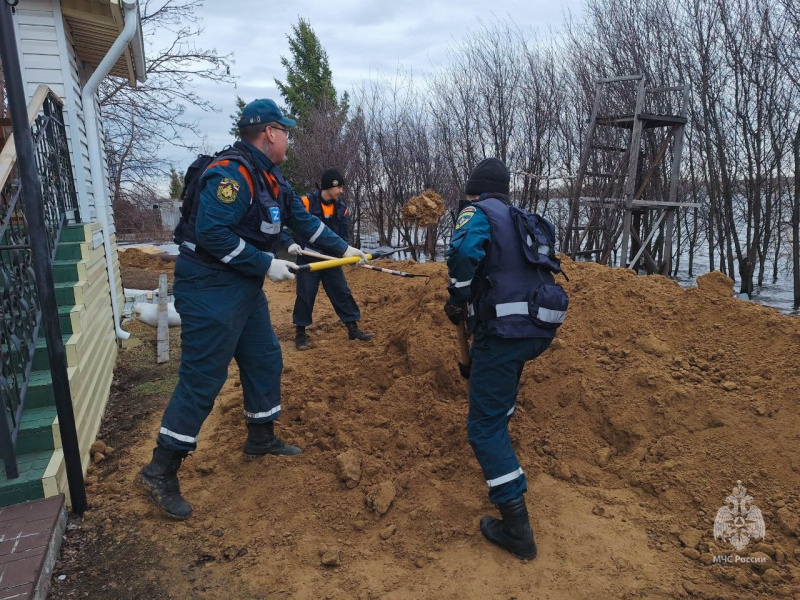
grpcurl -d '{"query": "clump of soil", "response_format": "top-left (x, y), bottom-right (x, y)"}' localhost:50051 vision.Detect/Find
top-left (401, 190), bottom-right (445, 226)
top-left (54, 256), bottom-right (800, 599)
top-left (696, 270), bottom-right (735, 298)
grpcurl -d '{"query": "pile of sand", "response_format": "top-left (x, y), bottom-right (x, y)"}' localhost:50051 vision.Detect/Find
top-left (401, 190), bottom-right (445, 226)
top-left (78, 257), bottom-right (800, 599)
top-left (122, 245), bottom-right (167, 256)
top-left (119, 247), bottom-right (176, 271)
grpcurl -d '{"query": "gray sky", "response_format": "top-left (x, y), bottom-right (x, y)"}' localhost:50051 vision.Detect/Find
top-left (152, 0), bottom-right (585, 170)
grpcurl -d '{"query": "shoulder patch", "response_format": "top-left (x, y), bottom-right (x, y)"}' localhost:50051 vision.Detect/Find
top-left (456, 206), bottom-right (477, 230)
top-left (217, 177), bottom-right (239, 204)
top-left (216, 178), bottom-right (240, 204)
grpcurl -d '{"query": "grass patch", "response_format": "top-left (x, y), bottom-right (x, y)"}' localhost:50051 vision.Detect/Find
top-left (132, 376), bottom-right (179, 398)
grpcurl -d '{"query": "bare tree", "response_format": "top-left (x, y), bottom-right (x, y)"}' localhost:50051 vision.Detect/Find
top-left (100, 0), bottom-right (233, 206)
top-left (340, 4), bottom-right (797, 304)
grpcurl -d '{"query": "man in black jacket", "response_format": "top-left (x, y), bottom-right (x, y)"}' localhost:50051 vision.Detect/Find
top-left (286, 169), bottom-right (373, 350)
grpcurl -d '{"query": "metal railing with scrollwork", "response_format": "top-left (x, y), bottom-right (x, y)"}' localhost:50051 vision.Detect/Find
top-left (0, 87), bottom-right (80, 478)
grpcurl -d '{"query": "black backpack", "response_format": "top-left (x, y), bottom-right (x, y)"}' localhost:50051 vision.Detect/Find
top-left (173, 147), bottom-right (257, 244)
top-left (173, 153), bottom-right (215, 244)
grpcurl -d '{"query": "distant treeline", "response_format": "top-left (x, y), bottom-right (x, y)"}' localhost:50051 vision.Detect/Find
top-left (287, 0), bottom-right (798, 306)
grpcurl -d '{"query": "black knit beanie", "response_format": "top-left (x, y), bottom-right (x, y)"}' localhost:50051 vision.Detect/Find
top-left (321, 168), bottom-right (345, 190)
top-left (465, 158), bottom-right (510, 196)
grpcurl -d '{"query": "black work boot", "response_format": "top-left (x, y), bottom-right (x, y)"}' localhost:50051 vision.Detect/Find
top-left (295, 326), bottom-right (310, 350)
top-left (345, 321), bottom-right (373, 341)
top-left (243, 421), bottom-right (302, 458)
top-left (479, 496), bottom-right (538, 560)
top-left (136, 446), bottom-right (192, 520)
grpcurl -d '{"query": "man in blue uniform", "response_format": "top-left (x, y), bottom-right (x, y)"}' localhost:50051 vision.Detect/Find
top-left (285, 168), bottom-right (372, 350)
top-left (136, 99), bottom-right (367, 520)
top-left (444, 158), bottom-right (568, 559)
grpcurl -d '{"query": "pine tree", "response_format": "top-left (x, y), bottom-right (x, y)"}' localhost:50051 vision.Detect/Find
top-left (229, 95), bottom-right (247, 138)
top-left (274, 18), bottom-right (347, 122)
top-left (274, 19), bottom-right (348, 189)
top-left (169, 166), bottom-right (183, 199)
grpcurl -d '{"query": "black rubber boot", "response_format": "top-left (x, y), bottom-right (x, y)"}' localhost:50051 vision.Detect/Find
top-left (136, 446), bottom-right (192, 520)
top-left (243, 421), bottom-right (302, 458)
top-left (479, 496), bottom-right (538, 560)
top-left (346, 321), bottom-right (373, 341)
top-left (295, 326), bottom-right (310, 350)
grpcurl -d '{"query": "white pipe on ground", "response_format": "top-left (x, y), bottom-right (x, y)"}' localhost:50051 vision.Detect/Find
top-left (133, 302), bottom-right (181, 328)
top-left (81, 0), bottom-right (142, 341)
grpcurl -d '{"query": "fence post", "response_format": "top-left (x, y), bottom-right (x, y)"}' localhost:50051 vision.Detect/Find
top-left (157, 274), bottom-right (169, 363)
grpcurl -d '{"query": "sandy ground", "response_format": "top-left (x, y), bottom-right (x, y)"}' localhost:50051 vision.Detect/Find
top-left (50, 251), bottom-right (800, 599)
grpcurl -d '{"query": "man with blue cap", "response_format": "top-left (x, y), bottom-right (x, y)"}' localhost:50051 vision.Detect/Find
top-left (136, 99), bottom-right (367, 520)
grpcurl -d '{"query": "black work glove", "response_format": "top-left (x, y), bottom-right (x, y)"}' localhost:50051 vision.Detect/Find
top-left (443, 300), bottom-right (466, 326)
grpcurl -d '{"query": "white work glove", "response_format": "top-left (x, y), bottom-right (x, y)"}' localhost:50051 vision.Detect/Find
top-left (267, 258), bottom-right (297, 282)
top-left (287, 243), bottom-right (302, 255)
top-left (342, 245), bottom-right (368, 263)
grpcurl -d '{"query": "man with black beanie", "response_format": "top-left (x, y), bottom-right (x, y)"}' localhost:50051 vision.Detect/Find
top-left (443, 157), bottom-right (568, 559)
top-left (285, 168), bottom-right (373, 349)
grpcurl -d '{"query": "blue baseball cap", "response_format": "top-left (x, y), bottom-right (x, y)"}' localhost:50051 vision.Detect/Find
top-left (237, 99), bottom-right (297, 128)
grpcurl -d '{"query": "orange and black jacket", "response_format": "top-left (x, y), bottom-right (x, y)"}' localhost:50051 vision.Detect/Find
top-left (281, 189), bottom-right (350, 255)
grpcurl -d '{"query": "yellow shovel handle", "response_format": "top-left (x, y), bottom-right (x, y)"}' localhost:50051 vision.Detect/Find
top-left (292, 254), bottom-right (373, 272)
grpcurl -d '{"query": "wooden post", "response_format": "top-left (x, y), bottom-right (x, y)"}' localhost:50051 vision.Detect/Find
top-left (620, 77), bottom-right (647, 269)
top-left (157, 273), bottom-right (169, 363)
top-left (662, 86), bottom-right (690, 275)
top-left (565, 83), bottom-right (602, 256)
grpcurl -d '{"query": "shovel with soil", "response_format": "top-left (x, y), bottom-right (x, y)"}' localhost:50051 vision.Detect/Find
top-left (401, 190), bottom-right (446, 227)
top-left (401, 190), bottom-right (471, 380)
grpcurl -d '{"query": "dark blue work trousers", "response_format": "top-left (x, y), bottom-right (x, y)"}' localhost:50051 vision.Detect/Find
top-left (468, 333), bottom-right (551, 504)
top-left (292, 265), bottom-right (360, 327)
top-left (157, 257), bottom-right (282, 452)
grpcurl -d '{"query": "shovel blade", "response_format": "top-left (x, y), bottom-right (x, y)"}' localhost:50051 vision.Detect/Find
top-left (458, 362), bottom-right (471, 380)
top-left (370, 246), bottom-right (410, 258)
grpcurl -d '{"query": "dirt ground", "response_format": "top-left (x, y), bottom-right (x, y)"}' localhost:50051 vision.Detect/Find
top-left (50, 255), bottom-right (800, 599)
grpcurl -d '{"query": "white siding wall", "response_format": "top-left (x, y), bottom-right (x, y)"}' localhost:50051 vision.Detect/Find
top-left (12, 0), bottom-right (116, 230)
top-left (14, 4), bottom-right (64, 97)
top-left (95, 95), bottom-right (116, 233)
top-left (59, 18), bottom-right (94, 222)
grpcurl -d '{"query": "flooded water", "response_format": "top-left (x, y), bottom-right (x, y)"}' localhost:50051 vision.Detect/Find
top-left (671, 249), bottom-right (798, 316)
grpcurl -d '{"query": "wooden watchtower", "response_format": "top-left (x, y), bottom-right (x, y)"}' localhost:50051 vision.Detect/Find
top-left (564, 75), bottom-right (698, 273)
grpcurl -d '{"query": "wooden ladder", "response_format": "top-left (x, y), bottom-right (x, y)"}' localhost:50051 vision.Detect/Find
top-left (564, 75), bottom-right (697, 273)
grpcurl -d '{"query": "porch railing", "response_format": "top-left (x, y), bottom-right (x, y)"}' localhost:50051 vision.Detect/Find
top-left (0, 86), bottom-right (80, 478)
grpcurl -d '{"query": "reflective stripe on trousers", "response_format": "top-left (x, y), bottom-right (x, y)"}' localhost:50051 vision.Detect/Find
top-left (467, 333), bottom-right (551, 504)
top-left (157, 258), bottom-right (283, 452)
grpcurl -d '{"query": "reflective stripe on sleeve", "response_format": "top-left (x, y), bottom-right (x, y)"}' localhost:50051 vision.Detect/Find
top-left (221, 238), bottom-right (246, 263)
top-left (450, 277), bottom-right (472, 288)
top-left (308, 222), bottom-right (325, 244)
